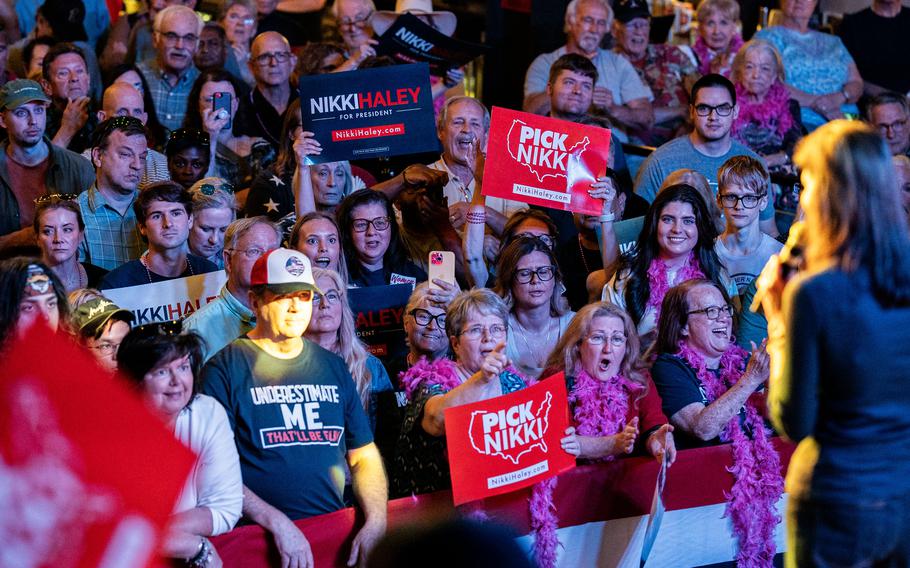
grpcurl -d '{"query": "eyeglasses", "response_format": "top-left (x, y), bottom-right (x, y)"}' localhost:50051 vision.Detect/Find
top-left (624, 20), bottom-right (650, 31)
top-left (585, 333), bottom-right (627, 347)
top-left (253, 51), bottom-right (292, 66)
top-left (409, 308), bottom-right (446, 329)
top-left (687, 304), bottom-right (734, 320)
top-left (877, 119), bottom-right (908, 134)
top-left (338, 10), bottom-right (373, 28)
top-left (132, 319), bottom-right (183, 337)
top-left (198, 182), bottom-right (235, 195)
top-left (313, 290), bottom-right (341, 306)
top-left (169, 128), bottom-right (210, 146)
top-left (227, 247), bottom-right (267, 260)
top-left (718, 193), bottom-right (765, 209)
top-left (351, 216), bottom-right (391, 232)
top-left (459, 324), bottom-right (507, 340)
top-left (35, 193), bottom-right (78, 205)
top-left (514, 265), bottom-right (556, 284)
top-left (89, 341), bottom-right (121, 355)
top-left (693, 103), bottom-right (734, 117)
top-left (157, 31), bottom-right (199, 46)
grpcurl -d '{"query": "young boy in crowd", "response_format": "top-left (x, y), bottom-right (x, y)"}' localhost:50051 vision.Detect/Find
top-left (713, 155), bottom-right (783, 298)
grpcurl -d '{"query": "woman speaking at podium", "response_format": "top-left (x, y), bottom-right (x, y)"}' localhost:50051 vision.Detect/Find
top-left (758, 120), bottom-right (910, 566)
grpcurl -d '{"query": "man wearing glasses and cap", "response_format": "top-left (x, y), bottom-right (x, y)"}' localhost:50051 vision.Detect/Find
top-left (0, 79), bottom-right (94, 252)
top-left (203, 248), bottom-right (387, 568)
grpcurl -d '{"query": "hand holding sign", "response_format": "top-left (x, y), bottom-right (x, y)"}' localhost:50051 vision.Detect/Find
top-left (294, 130), bottom-right (323, 165)
top-left (480, 341), bottom-right (509, 384)
top-left (646, 423), bottom-right (677, 467)
top-left (588, 175), bottom-right (618, 215)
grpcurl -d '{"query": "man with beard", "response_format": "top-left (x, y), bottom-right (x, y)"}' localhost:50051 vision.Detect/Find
top-left (137, 5), bottom-right (203, 133)
top-left (524, 0), bottom-right (653, 139)
top-left (0, 80), bottom-right (94, 251)
top-left (428, 96), bottom-right (527, 236)
top-left (184, 216), bottom-right (282, 362)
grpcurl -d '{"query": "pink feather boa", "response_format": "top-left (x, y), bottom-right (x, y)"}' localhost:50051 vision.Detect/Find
top-left (399, 357), bottom-right (461, 398)
top-left (530, 370), bottom-right (644, 568)
top-left (647, 253), bottom-right (705, 325)
top-left (692, 33), bottom-right (744, 76)
top-left (733, 81), bottom-right (794, 141)
top-left (675, 342), bottom-right (783, 567)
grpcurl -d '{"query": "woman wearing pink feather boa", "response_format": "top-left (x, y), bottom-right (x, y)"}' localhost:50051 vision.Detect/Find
top-left (393, 288), bottom-right (530, 497)
top-left (602, 184), bottom-right (738, 348)
top-left (528, 302), bottom-right (677, 568)
top-left (731, 40), bottom-right (806, 171)
top-left (651, 278), bottom-right (783, 567)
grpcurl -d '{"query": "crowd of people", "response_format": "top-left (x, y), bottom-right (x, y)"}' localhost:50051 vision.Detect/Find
top-left (2, 0), bottom-right (910, 566)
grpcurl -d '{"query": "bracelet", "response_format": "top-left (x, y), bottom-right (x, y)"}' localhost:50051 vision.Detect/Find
top-left (597, 212), bottom-right (615, 223)
top-left (187, 538), bottom-right (212, 567)
top-left (466, 212), bottom-right (486, 224)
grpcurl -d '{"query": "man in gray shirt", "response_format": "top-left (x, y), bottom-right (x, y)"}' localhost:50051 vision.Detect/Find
top-left (634, 74), bottom-right (777, 236)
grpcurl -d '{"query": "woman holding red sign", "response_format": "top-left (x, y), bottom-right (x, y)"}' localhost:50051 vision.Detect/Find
top-left (393, 288), bottom-right (530, 497)
top-left (529, 302), bottom-right (675, 568)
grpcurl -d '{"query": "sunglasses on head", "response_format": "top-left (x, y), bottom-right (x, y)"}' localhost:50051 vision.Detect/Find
top-left (34, 193), bottom-right (79, 205)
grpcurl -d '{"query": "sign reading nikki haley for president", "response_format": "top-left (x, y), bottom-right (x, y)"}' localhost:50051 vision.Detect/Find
top-left (299, 63), bottom-right (439, 163)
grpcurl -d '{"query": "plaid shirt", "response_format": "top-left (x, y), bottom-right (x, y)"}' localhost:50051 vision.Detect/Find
top-left (77, 184), bottom-right (144, 270)
top-left (136, 58), bottom-right (200, 133)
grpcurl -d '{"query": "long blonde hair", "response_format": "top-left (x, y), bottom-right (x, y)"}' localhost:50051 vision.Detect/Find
top-left (310, 268), bottom-right (372, 409)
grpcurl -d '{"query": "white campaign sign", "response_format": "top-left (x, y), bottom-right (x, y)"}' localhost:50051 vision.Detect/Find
top-left (104, 271), bottom-right (227, 325)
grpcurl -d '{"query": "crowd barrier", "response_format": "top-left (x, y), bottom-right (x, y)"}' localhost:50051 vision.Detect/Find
top-left (211, 438), bottom-right (795, 567)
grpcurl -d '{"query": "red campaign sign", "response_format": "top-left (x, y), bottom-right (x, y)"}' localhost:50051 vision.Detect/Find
top-left (444, 373), bottom-right (575, 506)
top-left (482, 107), bottom-right (612, 215)
top-left (0, 326), bottom-right (196, 568)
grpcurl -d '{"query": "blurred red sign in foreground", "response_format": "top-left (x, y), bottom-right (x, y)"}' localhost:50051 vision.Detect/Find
top-left (0, 325), bottom-right (195, 568)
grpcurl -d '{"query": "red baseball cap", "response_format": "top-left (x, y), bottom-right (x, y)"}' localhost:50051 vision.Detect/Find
top-left (250, 248), bottom-right (321, 295)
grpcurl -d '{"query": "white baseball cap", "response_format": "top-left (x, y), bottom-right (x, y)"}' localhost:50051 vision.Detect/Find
top-left (250, 248), bottom-right (321, 295)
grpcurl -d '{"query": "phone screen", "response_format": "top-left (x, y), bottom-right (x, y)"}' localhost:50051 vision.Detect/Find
top-left (428, 251), bottom-right (455, 289)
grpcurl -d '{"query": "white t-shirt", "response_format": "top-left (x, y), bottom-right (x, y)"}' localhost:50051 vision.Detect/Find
top-left (427, 158), bottom-right (528, 221)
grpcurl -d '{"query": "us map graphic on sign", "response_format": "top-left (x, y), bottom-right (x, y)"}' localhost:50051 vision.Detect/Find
top-left (506, 119), bottom-right (591, 184)
top-left (468, 391), bottom-right (553, 465)
top-left (445, 374), bottom-right (576, 505)
top-left (483, 107), bottom-right (611, 216)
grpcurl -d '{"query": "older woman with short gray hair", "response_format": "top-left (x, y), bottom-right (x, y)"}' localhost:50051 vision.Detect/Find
top-left (393, 288), bottom-right (530, 497)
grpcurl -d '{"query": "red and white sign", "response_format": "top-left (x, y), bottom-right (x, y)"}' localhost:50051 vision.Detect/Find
top-left (0, 326), bottom-right (196, 567)
top-left (482, 107), bottom-right (612, 215)
top-left (445, 374), bottom-right (575, 505)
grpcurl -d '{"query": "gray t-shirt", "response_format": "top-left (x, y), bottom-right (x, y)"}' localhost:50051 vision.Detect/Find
top-left (633, 135), bottom-right (774, 221)
top-left (524, 46), bottom-right (654, 105)
top-left (714, 233), bottom-right (783, 294)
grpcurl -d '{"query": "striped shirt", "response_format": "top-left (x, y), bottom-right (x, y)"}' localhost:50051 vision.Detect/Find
top-left (136, 58), bottom-right (200, 133)
top-left (77, 184), bottom-right (144, 270)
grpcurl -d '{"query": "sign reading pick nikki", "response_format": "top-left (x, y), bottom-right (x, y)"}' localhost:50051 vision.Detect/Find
top-left (299, 63), bottom-right (439, 163)
top-left (375, 13), bottom-right (489, 76)
top-left (445, 373), bottom-right (575, 505)
top-left (482, 107), bottom-right (612, 216)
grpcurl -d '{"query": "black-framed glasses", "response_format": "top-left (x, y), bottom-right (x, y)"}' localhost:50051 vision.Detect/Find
top-left (132, 319), bottom-right (183, 338)
top-left (513, 233), bottom-right (555, 249)
top-left (687, 304), bottom-right (734, 320)
top-left (253, 51), bottom-right (291, 66)
top-left (409, 308), bottom-right (446, 329)
top-left (514, 265), bottom-right (556, 284)
top-left (351, 216), bottom-right (391, 232)
top-left (313, 290), bottom-right (342, 306)
top-left (35, 193), bottom-right (78, 205)
top-left (718, 193), bottom-right (765, 209)
top-left (198, 182), bottom-right (235, 195)
top-left (693, 103), bottom-right (734, 117)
